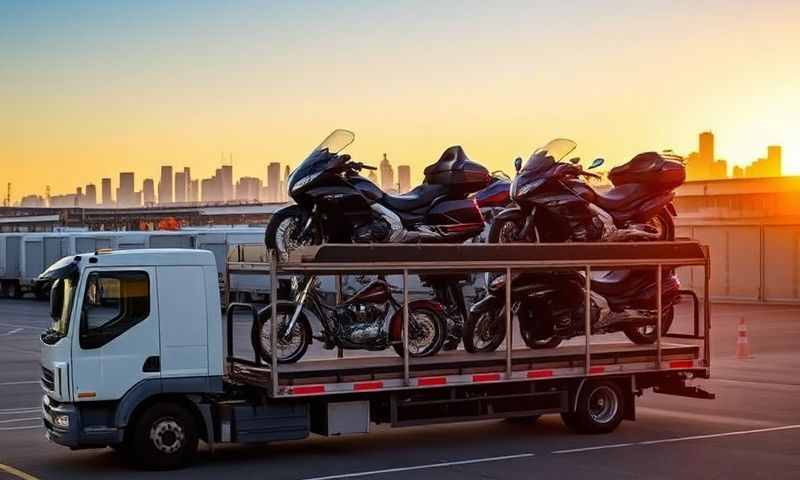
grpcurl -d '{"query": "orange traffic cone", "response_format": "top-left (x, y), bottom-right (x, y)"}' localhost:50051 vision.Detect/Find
top-left (736, 317), bottom-right (752, 359)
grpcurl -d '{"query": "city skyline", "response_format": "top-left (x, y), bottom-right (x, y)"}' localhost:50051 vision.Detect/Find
top-left (3, 2), bottom-right (799, 203)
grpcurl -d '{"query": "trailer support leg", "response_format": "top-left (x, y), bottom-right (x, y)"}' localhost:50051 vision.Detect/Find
top-left (656, 264), bottom-right (662, 369)
top-left (505, 267), bottom-right (512, 379)
top-left (403, 269), bottom-right (410, 387)
top-left (271, 251), bottom-right (279, 396)
top-left (584, 265), bottom-right (591, 374)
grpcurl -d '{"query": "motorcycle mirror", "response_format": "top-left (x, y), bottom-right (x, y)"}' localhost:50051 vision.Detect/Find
top-left (568, 157), bottom-right (581, 165)
top-left (588, 158), bottom-right (605, 169)
top-left (514, 157), bottom-right (522, 173)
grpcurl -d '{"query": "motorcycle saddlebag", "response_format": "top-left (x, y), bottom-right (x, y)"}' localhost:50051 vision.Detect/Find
top-left (424, 146), bottom-right (491, 196)
top-left (608, 152), bottom-right (685, 190)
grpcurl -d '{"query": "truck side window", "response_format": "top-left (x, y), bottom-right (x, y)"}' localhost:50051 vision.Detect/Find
top-left (80, 271), bottom-right (150, 349)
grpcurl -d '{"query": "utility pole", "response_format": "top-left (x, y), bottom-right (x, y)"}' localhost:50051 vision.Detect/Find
top-left (3, 183), bottom-right (10, 207)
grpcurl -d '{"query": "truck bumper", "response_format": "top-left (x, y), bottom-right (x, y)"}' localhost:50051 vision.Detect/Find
top-left (43, 395), bottom-right (123, 449)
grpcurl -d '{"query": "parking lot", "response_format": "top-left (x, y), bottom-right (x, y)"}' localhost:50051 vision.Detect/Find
top-left (1, 299), bottom-right (799, 480)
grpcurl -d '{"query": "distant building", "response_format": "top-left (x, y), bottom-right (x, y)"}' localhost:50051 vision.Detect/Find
top-left (267, 162), bottom-right (281, 202)
top-left (743, 145), bottom-right (782, 178)
top-left (49, 193), bottom-right (80, 207)
top-left (368, 169), bottom-right (378, 184)
top-left (20, 194), bottom-right (45, 207)
top-left (189, 179), bottom-right (199, 202)
top-left (142, 178), bottom-right (156, 205)
top-left (118, 172), bottom-right (136, 207)
top-left (732, 165), bottom-right (744, 178)
top-left (236, 176), bottom-right (263, 201)
top-left (175, 171), bottom-right (187, 203)
top-left (687, 131), bottom-right (727, 181)
top-left (380, 153), bottom-right (394, 192)
top-left (397, 165), bottom-right (411, 193)
top-left (84, 184), bottom-right (97, 206)
top-left (221, 165), bottom-right (233, 201)
top-left (158, 166), bottom-right (173, 204)
top-left (101, 178), bottom-right (112, 206)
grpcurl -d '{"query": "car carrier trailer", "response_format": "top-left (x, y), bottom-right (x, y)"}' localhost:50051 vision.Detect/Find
top-left (39, 241), bottom-right (713, 470)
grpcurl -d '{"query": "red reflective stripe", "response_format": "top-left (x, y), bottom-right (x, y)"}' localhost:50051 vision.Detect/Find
top-left (669, 360), bottom-right (694, 369)
top-left (353, 381), bottom-right (384, 391)
top-left (472, 373), bottom-right (501, 382)
top-left (290, 385), bottom-right (325, 395)
top-left (418, 376), bottom-right (447, 386)
top-left (527, 370), bottom-right (554, 379)
top-left (589, 366), bottom-right (605, 374)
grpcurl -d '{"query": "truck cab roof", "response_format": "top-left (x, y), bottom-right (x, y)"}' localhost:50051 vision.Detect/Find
top-left (39, 249), bottom-right (217, 281)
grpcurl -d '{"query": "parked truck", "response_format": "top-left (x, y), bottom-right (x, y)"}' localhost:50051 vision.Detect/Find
top-left (39, 242), bottom-right (714, 470)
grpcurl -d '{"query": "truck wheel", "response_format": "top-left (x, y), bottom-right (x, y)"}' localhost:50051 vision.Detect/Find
top-left (128, 402), bottom-right (199, 470)
top-left (563, 380), bottom-right (624, 434)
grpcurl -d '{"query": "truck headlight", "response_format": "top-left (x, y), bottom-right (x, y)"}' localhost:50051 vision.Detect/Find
top-left (53, 414), bottom-right (69, 428)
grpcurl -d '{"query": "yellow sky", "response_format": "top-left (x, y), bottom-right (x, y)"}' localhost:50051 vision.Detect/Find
top-left (2, 1), bottom-right (799, 202)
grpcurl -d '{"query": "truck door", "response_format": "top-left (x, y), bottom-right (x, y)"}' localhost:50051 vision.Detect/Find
top-left (71, 267), bottom-right (160, 401)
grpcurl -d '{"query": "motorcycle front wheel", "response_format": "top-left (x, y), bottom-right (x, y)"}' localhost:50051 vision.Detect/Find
top-left (251, 303), bottom-right (312, 364)
top-left (393, 307), bottom-right (447, 358)
top-left (265, 205), bottom-right (322, 261)
top-left (488, 218), bottom-right (524, 244)
top-left (463, 306), bottom-right (506, 353)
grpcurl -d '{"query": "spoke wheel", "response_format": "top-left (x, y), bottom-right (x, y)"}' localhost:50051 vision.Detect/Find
top-left (394, 307), bottom-right (446, 358)
top-left (464, 308), bottom-right (506, 353)
top-left (251, 304), bottom-right (311, 364)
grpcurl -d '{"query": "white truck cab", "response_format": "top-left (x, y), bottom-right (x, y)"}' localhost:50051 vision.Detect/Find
top-left (40, 249), bottom-right (225, 468)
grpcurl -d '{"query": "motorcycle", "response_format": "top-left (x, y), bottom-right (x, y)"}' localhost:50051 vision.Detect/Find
top-left (463, 268), bottom-right (681, 353)
top-left (251, 274), bottom-right (448, 363)
top-left (265, 129), bottom-right (491, 258)
top-left (489, 139), bottom-right (685, 244)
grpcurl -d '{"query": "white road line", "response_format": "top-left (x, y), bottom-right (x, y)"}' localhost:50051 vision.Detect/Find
top-left (0, 417), bottom-right (39, 424)
top-left (0, 381), bottom-right (40, 386)
top-left (0, 408), bottom-right (40, 415)
top-left (638, 424), bottom-right (800, 445)
top-left (0, 328), bottom-right (23, 336)
top-left (0, 323), bottom-right (42, 331)
top-left (0, 425), bottom-right (40, 431)
top-left (552, 442), bottom-right (636, 454)
top-left (300, 453), bottom-right (535, 480)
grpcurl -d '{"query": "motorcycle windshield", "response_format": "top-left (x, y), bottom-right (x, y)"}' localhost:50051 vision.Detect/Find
top-left (521, 139), bottom-right (577, 174)
top-left (288, 129), bottom-right (355, 193)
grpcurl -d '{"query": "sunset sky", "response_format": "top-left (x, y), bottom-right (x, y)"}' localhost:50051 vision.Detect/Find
top-left (2, 0), bottom-right (799, 201)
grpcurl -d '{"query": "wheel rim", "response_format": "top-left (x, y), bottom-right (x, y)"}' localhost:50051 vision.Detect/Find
top-left (497, 221), bottom-right (518, 244)
top-left (149, 417), bottom-right (185, 454)
top-left (408, 311), bottom-right (438, 356)
top-left (260, 313), bottom-right (306, 361)
top-left (274, 216), bottom-right (312, 260)
top-left (587, 386), bottom-right (619, 424)
top-left (646, 215), bottom-right (667, 240)
top-left (472, 310), bottom-right (504, 350)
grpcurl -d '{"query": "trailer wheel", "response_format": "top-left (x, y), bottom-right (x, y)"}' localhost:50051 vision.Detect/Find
top-left (127, 402), bottom-right (199, 470)
top-left (562, 380), bottom-right (624, 434)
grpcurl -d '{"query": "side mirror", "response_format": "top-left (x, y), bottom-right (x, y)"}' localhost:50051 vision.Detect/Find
top-left (588, 158), bottom-right (605, 170)
top-left (514, 157), bottom-right (522, 173)
top-left (568, 157), bottom-right (581, 165)
top-left (50, 279), bottom-right (64, 319)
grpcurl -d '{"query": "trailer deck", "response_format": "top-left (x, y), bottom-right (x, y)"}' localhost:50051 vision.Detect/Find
top-left (225, 241), bottom-right (711, 399)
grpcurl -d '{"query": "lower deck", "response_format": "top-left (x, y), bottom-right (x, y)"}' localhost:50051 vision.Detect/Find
top-left (227, 342), bottom-right (703, 397)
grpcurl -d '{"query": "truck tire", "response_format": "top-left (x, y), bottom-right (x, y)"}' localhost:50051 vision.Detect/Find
top-left (562, 380), bottom-right (624, 434)
top-left (127, 402), bottom-right (199, 470)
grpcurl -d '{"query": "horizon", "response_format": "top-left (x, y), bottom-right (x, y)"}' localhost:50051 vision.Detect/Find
top-left (3, 0), bottom-right (799, 202)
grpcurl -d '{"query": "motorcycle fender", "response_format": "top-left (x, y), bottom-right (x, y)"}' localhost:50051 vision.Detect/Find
top-left (468, 294), bottom-right (503, 316)
top-left (390, 299), bottom-right (447, 342)
top-left (493, 206), bottom-right (524, 223)
top-left (666, 202), bottom-right (677, 217)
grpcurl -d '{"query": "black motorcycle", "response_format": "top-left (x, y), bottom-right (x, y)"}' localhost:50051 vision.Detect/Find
top-left (489, 139), bottom-right (685, 244)
top-left (251, 274), bottom-right (448, 363)
top-left (463, 269), bottom-right (681, 353)
top-left (265, 129), bottom-right (491, 258)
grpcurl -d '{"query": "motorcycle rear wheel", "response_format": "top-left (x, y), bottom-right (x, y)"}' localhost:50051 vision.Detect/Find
top-left (622, 306), bottom-right (674, 345)
top-left (463, 307), bottom-right (506, 353)
top-left (643, 207), bottom-right (675, 241)
top-left (393, 307), bottom-right (447, 358)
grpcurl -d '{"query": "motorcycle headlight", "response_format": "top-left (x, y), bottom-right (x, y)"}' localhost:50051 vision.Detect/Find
top-left (516, 177), bottom-right (547, 198)
top-left (291, 171), bottom-right (322, 193)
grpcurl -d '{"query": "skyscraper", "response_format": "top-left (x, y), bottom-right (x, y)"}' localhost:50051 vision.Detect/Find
top-left (189, 179), bottom-right (199, 202)
top-left (699, 131), bottom-right (714, 165)
top-left (397, 165), bottom-right (411, 193)
top-left (174, 171), bottom-right (187, 203)
top-left (380, 153), bottom-right (394, 192)
top-left (142, 178), bottom-right (155, 204)
top-left (159, 166), bottom-right (173, 204)
top-left (767, 145), bottom-right (782, 176)
top-left (221, 165), bottom-right (233, 201)
top-left (118, 172), bottom-right (136, 207)
top-left (236, 177), bottom-right (263, 201)
top-left (267, 162), bottom-right (281, 202)
top-left (101, 178), bottom-right (112, 206)
top-left (84, 184), bottom-right (97, 206)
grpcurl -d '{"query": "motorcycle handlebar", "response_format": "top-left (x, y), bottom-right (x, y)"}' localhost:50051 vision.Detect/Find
top-left (348, 161), bottom-right (377, 171)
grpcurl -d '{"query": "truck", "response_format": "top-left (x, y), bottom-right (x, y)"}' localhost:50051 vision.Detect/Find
top-left (39, 242), bottom-right (713, 470)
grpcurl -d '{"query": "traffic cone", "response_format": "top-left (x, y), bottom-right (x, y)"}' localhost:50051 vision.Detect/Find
top-left (736, 317), bottom-right (752, 359)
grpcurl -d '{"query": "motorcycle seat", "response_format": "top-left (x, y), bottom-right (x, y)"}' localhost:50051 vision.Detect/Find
top-left (593, 184), bottom-right (648, 211)
top-left (381, 184), bottom-right (448, 211)
top-left (590, 270), bottom-right (650, 296)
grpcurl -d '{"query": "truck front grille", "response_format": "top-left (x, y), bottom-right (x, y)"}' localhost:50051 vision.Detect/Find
top-left (41, 366), bottom-right (54, 391)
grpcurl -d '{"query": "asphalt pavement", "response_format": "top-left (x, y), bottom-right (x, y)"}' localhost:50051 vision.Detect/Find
top-left (1, 299), bottom-right (799, 480)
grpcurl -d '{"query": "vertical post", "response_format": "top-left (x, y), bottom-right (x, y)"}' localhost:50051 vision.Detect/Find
top-left (704, 246), bottom-right (712, 369)
top-left (403, 269), bottom-right (410, 386)
top-left (270, 251), bottom-right (279, 396)
top-left (656, 264), bottom-right (663, 369)
top-left (224, 260), bottom-right (231, 309)
top-left (584, 265), bottom-right (591, 374)
top-left (505, 267), bottom-right (512, 379)
top-left (336, 274), bottom-right (344, 359)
